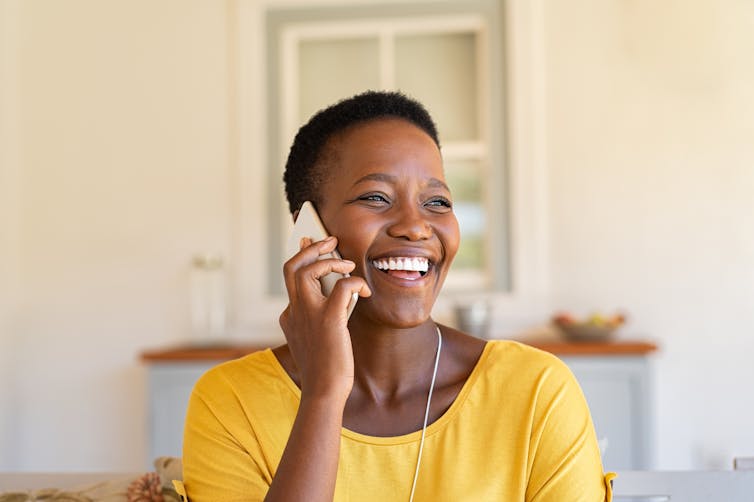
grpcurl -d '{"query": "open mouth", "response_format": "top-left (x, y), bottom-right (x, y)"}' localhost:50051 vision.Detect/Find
top-left (371, 256), bottom-right (431, 280)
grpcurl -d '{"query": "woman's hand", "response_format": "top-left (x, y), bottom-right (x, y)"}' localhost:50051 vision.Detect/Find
top-left (279, 236), bottom-right (371, 403)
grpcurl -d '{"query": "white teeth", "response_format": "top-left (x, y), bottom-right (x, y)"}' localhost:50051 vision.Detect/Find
top-left (373, 257), bottom-right (430, 273)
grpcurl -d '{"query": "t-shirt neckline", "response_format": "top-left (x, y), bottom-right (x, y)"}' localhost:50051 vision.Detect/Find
top-left (263, 340), bottom-right (494, 446)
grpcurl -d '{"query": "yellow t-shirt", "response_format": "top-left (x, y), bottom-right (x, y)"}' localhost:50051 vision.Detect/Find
top-left (182, 340), bottom-right (611, 501)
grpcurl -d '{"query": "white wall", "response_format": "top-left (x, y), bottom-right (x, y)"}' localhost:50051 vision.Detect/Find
top-left (1, 0), bottom-right (233, 470)
top-left (1, 0), bottom-right (753, 471)
top-left (544, 0), bottom-right (754, 468)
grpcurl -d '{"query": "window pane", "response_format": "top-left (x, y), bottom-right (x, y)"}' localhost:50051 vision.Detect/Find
top-left (445, 159), bottom-right (486, 270)
top-left (394, 32), bottom-right (479, 142)
top-left (298, 38), bottom-right (380, 122)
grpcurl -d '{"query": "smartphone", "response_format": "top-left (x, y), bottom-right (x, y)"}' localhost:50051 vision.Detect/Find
top-left (286, 201), bottom-right (358, 318)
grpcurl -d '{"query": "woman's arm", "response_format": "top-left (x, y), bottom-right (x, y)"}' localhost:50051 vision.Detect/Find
top-left (264, 393), bottom-right (346, 501)
top-left (264, 236), bottom-right (370, 501)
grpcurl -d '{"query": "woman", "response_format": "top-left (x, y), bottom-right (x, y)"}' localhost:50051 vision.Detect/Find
top-left (182, 91), bottom-right (611, 501)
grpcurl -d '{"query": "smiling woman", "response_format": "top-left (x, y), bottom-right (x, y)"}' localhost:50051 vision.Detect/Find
top-left (181, 92), bottom-right (611, 501)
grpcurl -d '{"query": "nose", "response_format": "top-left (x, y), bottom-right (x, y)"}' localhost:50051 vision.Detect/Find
top-left (386, 203), bottom-right (432, 241)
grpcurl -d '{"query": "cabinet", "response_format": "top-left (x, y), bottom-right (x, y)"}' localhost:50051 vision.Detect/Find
top-left (142, 340), bottom-right (656, 470)
top-left (141, 345), bottom-right (268, 464)
top-left (146, 362), bottom-right (217, 462)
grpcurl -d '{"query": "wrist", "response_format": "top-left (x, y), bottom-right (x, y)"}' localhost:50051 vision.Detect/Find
top-left (301, 371), bottom-right (352, 403)
top-left (300, 386), bottom-right (350, 410)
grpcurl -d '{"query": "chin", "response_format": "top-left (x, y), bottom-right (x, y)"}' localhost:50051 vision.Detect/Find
top-left (355, 297), bottom-right (435, 329)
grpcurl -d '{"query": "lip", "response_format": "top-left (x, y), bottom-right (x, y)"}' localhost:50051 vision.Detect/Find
top-left (367, 247), bottom-right (440, 288)
top-left (370, 262), bottom-right (435, 288)
top-left (369, 247), bottom-right (439, 264)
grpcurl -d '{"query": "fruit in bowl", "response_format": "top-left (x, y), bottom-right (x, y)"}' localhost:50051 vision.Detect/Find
top-left (552, 312), bottom-right (626, 342)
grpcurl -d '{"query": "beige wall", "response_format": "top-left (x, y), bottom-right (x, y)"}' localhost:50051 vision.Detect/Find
top-left (1, 0), bottom-right (233, 469)
top-left (545, 0), bottom-right (754, 468)
top-left (1, 0), bottom-right (22, 468)
top-left (1, 0), bottom-right (753, 470)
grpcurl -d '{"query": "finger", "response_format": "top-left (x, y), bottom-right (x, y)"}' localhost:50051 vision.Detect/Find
top-left (278, 304), bottom-right (291, 333)
top-left (283, 236), bottom-right (339, 300)
top-left (284, 235), bottom-right (338, 275)
top-left (298, 235), bottom-right (338, 254)
top-left (329, 275), bottom-right (371, 299)
top-left (298, 235), bottom-right (337, 256)
top-left (295, 258), bottom-right (357, 301)
top-left (324, 276), bottom-right (371, 319)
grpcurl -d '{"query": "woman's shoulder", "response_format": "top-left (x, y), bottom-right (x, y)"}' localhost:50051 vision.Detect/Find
top-left (476, 339), bottom-right (575, 385)
top-left (192, 347), bottom-right (293, 399)
top-left (438, 326), bottom-right (569, 384)
top-left (485, 339), bottom-right (564, 363)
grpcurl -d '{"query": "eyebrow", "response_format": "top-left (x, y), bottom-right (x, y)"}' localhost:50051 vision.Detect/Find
top-left (352, 173), bottom-right (450, 192)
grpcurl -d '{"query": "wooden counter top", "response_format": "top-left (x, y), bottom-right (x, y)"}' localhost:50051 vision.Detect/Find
top-left (141, 339), bottom-right (657, 362)
top-left (140, 343), bottom-right (273, 362)
top-left (526, 340), bottom-right (657, 356)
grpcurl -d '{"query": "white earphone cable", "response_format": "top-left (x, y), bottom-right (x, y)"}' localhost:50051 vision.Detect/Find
top-left (408, 325), bottom-right (442, 502)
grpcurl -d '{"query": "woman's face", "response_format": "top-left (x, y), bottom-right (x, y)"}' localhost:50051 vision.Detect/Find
top-left (316, 118), bottom-right (460, 328)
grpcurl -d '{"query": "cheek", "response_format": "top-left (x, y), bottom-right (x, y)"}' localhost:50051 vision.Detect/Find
top-left (331, 224), bottom-right (378, 264)
top-left (442, 217), bottom-right (461, 260)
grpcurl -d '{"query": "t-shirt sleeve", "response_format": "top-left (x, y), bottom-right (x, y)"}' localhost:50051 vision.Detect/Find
top-left (525, 355), bottom-right (610, 502)
top-left (182, 369), bottom-right (272, 502)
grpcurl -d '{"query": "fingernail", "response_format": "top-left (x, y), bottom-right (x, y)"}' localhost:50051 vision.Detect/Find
top-left (343, 260), bottom-right (354, 265)
top-left (324, 235), bottom-right (335, 242)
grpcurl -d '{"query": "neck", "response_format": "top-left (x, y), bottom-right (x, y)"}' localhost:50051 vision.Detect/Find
top-left (347, 318), bottom-right (440, 402)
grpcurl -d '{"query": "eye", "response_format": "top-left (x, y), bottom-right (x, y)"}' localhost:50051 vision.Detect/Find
top-left (425, 197), bottom-right (453, 211)
top-left (357, 193), bottom-right (390, 206)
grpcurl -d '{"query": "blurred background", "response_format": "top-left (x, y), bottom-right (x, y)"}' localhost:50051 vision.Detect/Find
top-left (1, 0), bottom-right (753, 472)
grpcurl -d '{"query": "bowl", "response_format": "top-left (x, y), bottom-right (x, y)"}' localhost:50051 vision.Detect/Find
top-left (552, 312), bottom-right (626, 342)
top-left (555, 322), bottom-right (618, 342)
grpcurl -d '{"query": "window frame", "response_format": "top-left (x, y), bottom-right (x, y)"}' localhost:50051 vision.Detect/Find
top-left (275, 11), bottom-right (499, 292)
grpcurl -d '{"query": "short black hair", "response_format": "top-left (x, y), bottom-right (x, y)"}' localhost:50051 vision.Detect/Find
top-left (283, 90), bottom-right (440, 215)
